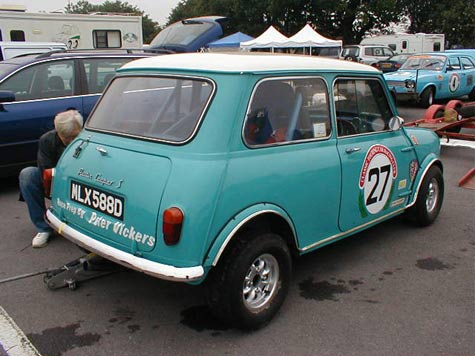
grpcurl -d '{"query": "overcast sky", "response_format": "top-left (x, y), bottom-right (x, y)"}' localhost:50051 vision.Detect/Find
top-left (0, 0), bottom-right (181, 25)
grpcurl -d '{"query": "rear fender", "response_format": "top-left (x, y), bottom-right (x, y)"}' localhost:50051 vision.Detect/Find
top-left (407, 155), bottom-right (443, 207)
top-left (203, 204), bottom-right (296, 269)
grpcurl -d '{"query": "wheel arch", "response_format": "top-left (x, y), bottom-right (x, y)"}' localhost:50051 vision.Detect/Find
top-left (407, 157), bottom-right (443, 208)
top-left (420, 84), bottom-right (437, 98)
top-left (204, 204), bottom-right (299, 269)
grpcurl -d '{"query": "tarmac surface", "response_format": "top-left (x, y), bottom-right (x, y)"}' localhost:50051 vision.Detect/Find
top-left (0, 104), bottom-right (474, 356)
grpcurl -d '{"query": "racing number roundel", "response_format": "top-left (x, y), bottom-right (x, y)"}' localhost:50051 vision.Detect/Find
top-left (449, 73), bottom-right (461, 92)
top-left (359, 145), bottom-right (398, 215)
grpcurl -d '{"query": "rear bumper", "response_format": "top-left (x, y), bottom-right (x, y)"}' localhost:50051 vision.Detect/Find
top-left (46, 209), bottom-right (204, 282)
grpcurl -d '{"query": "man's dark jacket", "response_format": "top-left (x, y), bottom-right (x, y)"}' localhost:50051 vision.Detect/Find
top-left (37, 130), bottom-right (66, 176)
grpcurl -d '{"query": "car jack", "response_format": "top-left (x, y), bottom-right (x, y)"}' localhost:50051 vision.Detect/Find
top-left (44, 253), bottom-right (121, 290)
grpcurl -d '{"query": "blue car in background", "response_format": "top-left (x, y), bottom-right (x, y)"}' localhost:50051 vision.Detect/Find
top-left (384, 52), bottom-right (475, 107)
top-left (145, 16), bottom-right (227, 53)
top-left (0, 51), bottom-right (150, 177)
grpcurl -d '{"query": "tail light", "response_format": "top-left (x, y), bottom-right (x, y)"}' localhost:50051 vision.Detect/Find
top-left (43, 168), bottom-right (55, 198)
top-left (163, 207), bottom-right (184, 245)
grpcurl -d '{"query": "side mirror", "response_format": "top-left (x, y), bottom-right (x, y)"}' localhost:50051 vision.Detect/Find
top-left (389, 116), bottom-right (404, 131)
top-left (0, 90), bottom-right (15, 103)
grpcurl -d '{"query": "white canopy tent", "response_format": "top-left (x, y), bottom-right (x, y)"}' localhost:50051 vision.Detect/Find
top-left (283, 24), bottom-right (342, 48)
top-left (240, 24), bottom-right (342, 56)
top-left (240, 26), bottom-right (288, 51)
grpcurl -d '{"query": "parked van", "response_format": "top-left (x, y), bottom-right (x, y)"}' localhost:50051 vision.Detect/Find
top-left (0, 41), bottom-right (67, 61)
top-left (360, 33), bottom-right (445, 54)
top-left (0, 10), bottom-right (143, 50)
top-left (339, 44), bottom-right (394, 65)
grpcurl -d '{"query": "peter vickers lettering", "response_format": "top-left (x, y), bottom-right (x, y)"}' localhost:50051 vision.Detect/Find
top-left (57, 197), bottom-right (156, 247)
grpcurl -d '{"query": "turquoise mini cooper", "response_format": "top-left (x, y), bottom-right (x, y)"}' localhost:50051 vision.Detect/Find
top-left (46, 53), bottom-right (444, 329)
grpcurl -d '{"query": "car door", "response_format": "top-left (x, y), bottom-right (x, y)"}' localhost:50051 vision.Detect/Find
top-left (335, 77), bottom-right (418, 232)
top-left (237, 76), bottom-right (342, 249)
top-left (459, 56), bottom-right (475, 95)
top-left (0, 58), bottom-right (82, 172)
top-left (444, 56), bottom-right (465, 98)
top-left (80, 57), bottom-right (142, 118)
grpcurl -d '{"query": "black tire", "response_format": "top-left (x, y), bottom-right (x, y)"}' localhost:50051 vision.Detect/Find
top-left (419, 87), bottom-right (434, 108)
top-left (468, 86), bottom-right (475, 101)
top-left (344, 55), bottom-right (357, 62)
top-left (406, 165), bottom-right (444, 226)
top-left (206, 232), bottom-right (292, 330)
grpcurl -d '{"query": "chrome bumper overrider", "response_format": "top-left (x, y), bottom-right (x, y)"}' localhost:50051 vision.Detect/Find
top-left (46, 209), bottom-right (204, 282)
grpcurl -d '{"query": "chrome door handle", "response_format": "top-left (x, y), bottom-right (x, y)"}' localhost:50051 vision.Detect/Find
top-left (96, 146), bottom-right (108, 155)
top-left (345, 147), bottom-right (361, 154)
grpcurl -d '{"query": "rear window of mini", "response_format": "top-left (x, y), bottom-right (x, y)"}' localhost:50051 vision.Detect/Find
top-left (243, 77), bottom-right (331, 146)
top-left (86, 75), bottom-right (214, 143)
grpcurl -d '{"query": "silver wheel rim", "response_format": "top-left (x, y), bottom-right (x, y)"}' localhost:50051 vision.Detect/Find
top-left (242, 253), bottom-right (279, 310)
top-left (426, 178), bottom-right (440, 213)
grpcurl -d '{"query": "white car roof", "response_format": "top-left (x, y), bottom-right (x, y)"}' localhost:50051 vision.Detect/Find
top-left (121, 52), bottom-right (379, 73)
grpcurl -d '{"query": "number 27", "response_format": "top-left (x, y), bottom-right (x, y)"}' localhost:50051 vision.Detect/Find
top-left (366, 164), bottom-right (391, 205)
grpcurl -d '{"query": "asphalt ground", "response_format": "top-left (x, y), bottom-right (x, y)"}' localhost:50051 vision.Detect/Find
top-left (0, 104), bottom-right (474, 356)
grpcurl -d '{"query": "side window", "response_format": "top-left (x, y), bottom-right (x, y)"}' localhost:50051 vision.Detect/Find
top-left (402, 41), bottom-right (407, 50)
top-left (433, 42), bottom-right (441, 51)
top-left (461, 57), bottom-right (474, 70)
top-left (10, 30), bottom-right (25, 41)
top-left (93, 30), bottom-right (122, 48)
top-left (384, 48), bottom-right (394, 56)
top-left (448, 57), bottom-right (461, 70)
top-left (0, 60), bottom-right (74, 101)
top-left (334, 78), bottom-right (393, 137)
top-left (82, 58), bottom-right (135, 94)
top-left (244, 78), bottom-right (331, 146)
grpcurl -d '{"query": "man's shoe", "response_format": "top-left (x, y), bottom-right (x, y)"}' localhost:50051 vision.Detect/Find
top-left (32, 232), bottom-right (50, 248)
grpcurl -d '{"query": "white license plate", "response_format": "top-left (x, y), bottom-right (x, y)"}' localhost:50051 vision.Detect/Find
top-left (70, 180), bottom-right (124, 220)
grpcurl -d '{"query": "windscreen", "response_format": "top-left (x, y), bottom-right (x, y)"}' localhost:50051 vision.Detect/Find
top-left (400, 56), bottom-right (446, 71)
top-left (150, 21), bottom-right (213, 47)
top-left (86, 76), bottom-right (214, 143)
top-left (0, 63), bottom-right (19, 77)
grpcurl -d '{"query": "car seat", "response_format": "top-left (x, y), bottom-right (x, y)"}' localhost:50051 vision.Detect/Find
top-left (48, 76), bottom-right (64, 91)
top-left (245, 81), bottom-right (295, 144)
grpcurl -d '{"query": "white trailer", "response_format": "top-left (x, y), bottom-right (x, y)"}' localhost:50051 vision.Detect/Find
top-left (360, 33), bottom-right (445, 54)
top-left (0, 11), bottom-right (143, 50)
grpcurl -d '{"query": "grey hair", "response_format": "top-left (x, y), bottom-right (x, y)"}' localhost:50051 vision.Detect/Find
top-left (54, 110), bottom-right (83, 137)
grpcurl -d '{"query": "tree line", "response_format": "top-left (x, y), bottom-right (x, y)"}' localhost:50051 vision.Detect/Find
top-left (66, 0), bottom-right (474, 48)
top-left (168, 0), bottom-right (475, 48)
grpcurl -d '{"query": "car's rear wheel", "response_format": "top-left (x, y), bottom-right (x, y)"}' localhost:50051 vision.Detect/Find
top-left (206, 231), bottom-right (292, 330)
top-left (406, 165), bottom-right (444, 226)
top-left (420, 87), bottom-right (435, 108)
top-left (469, 86), bottom-right (475, 101)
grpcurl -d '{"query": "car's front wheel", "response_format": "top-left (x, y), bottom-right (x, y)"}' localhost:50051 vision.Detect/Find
top-left (420, 87), bottom-right (435, 108)
top-left (406, 165), bottom-right (444, 226)
top-left (206, 231), bottom-right (292, 330)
